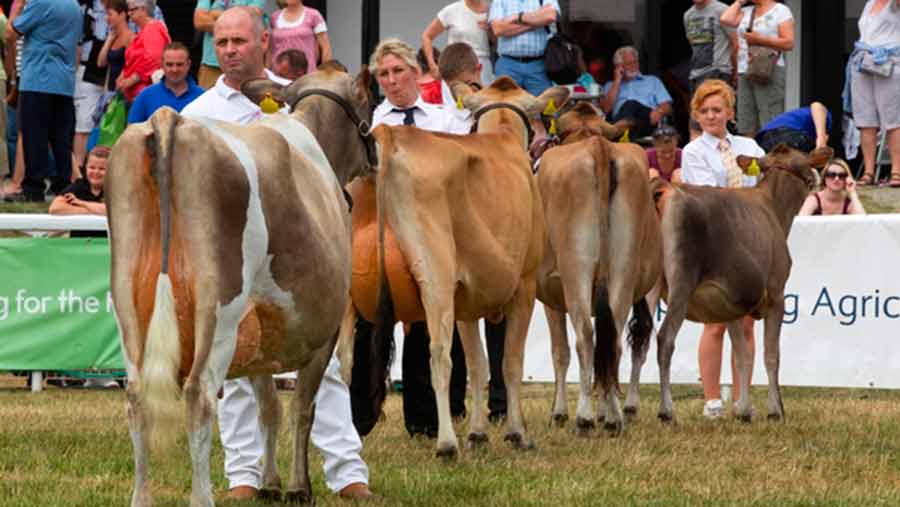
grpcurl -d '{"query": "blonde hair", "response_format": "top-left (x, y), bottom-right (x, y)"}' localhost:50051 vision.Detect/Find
top-left (825, 158), bottom-right (851, 176)
top-left (691, 79), bottom-right (736, 114)
top-left (369, 38), bottom-right (418, 73)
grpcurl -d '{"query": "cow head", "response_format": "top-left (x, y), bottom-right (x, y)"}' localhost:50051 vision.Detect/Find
top-left (557, 101), bottom-right (626, 143)
top-left (242, 63), bottom-right (375, 184)
top-left (451, 76), bottom-right (570, 147)
top-left (737, 144), bottom-right (834, 191)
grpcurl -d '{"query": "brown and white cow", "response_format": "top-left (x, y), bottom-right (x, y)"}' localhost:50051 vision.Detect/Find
top-left (536, 102), bottom-right (662, 435)
top-left (647, 145), bottom-right (833, 423)
top-left (107, 67), bottom-right (372, 506)
top-left (356, 77), bottom-right (568, 458)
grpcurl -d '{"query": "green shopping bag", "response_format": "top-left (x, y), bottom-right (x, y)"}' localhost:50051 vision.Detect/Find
top-left (97, 94), bottom-right (127, 147)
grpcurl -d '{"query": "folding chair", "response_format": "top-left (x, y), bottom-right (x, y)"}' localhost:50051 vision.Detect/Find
top-left (874, 128), bottom-right (891, 182)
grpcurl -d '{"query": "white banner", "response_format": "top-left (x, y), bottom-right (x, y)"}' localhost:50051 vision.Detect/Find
top-left (392, 215), bottom-right (900, 389)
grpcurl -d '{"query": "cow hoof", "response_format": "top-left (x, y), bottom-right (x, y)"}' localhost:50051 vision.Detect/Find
top-left (767, 412), bottom-right (783, 422)
top-left (466, 432), bottom-right (489, 450)
top-left (574, 417), bottom-right (595, 437)
top-left (284, 489), bottom-right (314, 505)
top-left (435, 445), bottom-right (458, 461)
top-left (550, 413), bottom-right (568, 428)
top-left (657, 412), bottom-right (675, 424)
top-left (504, 432), bottom-right (535, 451)
top-left (258, 488), bottom-right (282, 502)
top-left (623, 406), bottom-right (638, 419)
top-left (603, 420), bottom-right (623, 437)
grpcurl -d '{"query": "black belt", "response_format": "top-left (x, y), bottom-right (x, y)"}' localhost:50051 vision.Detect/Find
top-left (502, 54), bottom-right (543, 63)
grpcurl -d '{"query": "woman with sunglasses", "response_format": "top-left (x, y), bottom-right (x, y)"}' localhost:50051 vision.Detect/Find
top-left (647, 125), bottom-right (683, 182)
top-left (799, 159), bottom-right (866, 215)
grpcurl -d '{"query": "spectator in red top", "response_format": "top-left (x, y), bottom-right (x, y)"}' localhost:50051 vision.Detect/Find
top-left (116, 0), bottom-right (170, 102)
top-left (646, 125), bottom-right (683, 182)
top-left (416, 46), bottom-right (442, 104)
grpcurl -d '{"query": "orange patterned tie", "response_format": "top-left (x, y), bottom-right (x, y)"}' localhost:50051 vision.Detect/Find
top-left (718, 139), bottom-right (744, 189)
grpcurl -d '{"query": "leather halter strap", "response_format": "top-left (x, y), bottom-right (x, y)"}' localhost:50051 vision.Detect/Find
top-left (289, 88), bottom-right (378, 169)
top-left (470, 102), bottom-right (535, 147)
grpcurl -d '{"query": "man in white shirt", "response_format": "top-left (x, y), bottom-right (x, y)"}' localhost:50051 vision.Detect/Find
top-left (180, 7), bottom-right (371, 501)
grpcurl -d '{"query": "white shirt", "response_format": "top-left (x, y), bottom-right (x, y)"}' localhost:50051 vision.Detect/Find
top-left (275, 9), bottom-right (327, 33)
top-left (682, 131), bottom-right (764, 188)
top-left (437, 1), bottom-right (491, 59)
top-left (181, 69), bottom-right (289, 125)
top-left (372, 95), bottom-right (471, 134)
top-left (736, 3), bottom-right (793, 73)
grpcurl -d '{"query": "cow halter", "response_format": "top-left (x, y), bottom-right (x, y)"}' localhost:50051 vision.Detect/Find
top-left (289, 88), bottom-right (379, 170)
top-left (470, 102), bottom-right (536, 147)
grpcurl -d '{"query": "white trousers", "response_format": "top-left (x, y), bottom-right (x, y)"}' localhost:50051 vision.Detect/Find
top-left (218, 354), bottom-right (369, 492)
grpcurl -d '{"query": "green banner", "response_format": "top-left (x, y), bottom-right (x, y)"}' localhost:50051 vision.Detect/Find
top-left (0, 238), bottom-right (122, 370)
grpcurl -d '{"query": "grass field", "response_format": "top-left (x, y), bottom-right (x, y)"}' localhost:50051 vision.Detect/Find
top-left (2, 376), bottom-right (899, 506)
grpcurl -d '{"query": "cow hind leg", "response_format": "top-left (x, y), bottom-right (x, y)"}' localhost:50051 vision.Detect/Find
top-left (336, 303), bottom-right (358, 385)
top-left (763, 300), bottom-right (786, 422)
top-left (600, 277), bottom-right (638, 436)
top-left (126, 381), bottom-right (152, 507)
top-left (423, 304), bottom-right (458, 460)
top-left (726, 319), bottom-right (754, 423)
top-left (545, 306), bottom-right (570, 427)
top-left (502, 279), bottom-right (538, 451)
top-left (456, 319), bottom-right (489, 449)
top-left (656, 297), bottom-right (689, 424)
top-left (184, 378), bottom-right (215, 507)
top-left (250, 375), bottom-right (283, 500)
top-left (625, 286), bottom-right (660, 418)
top-left (286, 346), bottom-right (332, 503)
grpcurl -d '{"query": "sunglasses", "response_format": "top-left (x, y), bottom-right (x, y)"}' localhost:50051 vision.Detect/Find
top-left (824, 171), bottom-right (848, 180)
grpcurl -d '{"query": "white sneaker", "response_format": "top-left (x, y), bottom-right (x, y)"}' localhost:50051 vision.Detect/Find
top-left (703, 399), bottom-right (725, 419)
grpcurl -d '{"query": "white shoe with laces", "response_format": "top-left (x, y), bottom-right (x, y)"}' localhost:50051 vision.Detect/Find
top-left (703, 398), bottom-right (725, 419)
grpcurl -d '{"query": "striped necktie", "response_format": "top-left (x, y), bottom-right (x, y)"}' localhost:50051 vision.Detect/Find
top-left (392, 107), bottom-right (417, 126)
top-left (718, 139), bottom-right (744, 188)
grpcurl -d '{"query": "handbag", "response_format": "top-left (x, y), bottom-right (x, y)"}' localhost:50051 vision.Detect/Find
top-left (540, 0), bottom-right (581, 84)
top-left (97, 93), bottom-right (128, 147)
top-left (859, 52), bottom-right (895, 78)
top-left (744, 7), bottom-right (780, 85)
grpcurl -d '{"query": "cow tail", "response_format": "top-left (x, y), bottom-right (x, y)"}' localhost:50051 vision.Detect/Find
top-left (141, 107), bottom-right (183, 451)
top-left (370, 126), bottom-right (396, 422)
top-left (592, 138), bottom-right (620, 395)
top-left (627, 298), bottom-right (654, 356)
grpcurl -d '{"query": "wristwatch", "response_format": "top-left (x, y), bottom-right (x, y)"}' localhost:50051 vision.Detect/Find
top-left (517, 11), bottom-right (524, 24)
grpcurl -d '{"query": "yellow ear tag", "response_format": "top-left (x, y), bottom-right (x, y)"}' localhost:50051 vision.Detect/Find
top-left (260, 93), bottom-right (280, 114)
top-left (747, 159), bottom-right (761, 177)
top-left (619, 128), bottom-right (630, 143)
top-left (548, 118), bottom-right (558, 136)
top-left (543, 99), bottom-right (557, 117)
top-left (456, 95), bottom-right (464, 110)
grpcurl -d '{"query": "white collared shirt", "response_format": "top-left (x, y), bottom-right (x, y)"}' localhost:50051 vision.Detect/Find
top-left (682, 131), bottom-right (765, 188)
top-left (181, 69), bottom-right (289, 126)
top-left (372, 95), bottom-right (471, 134)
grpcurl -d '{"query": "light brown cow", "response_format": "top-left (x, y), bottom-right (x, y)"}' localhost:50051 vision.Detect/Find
top-left (107, 67), bottom-right (373, 506)
top-left (536, 102), bottom-right (662, 435)
top-left (357, 77), bottom-right (569, 458)
top-left (647, 145), bottom-right (833, 423)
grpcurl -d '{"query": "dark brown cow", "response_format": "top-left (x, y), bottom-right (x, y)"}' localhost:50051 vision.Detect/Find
top-left (647, 145), bottom-right (833, 423)
top-left (536, 102), bottom-right (662, 435)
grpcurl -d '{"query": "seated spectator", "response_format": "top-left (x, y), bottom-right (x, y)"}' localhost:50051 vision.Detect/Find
top-left (98, 0), bottom-right (134, 93)
top-left (599, 46), bottom-right (673, 138)
top-left (799, 158), bottom-right (866, 216)
top-left (755, 102), bottom-right (831, 153)
top-left (116, 0), bottom-right (170, 103)
top-left (49, 145), bottom-right (108, 218)
top-left (647, 125), bottom-right (683, 182)
top-left (127, 42), bottom-right (203, 123)
top-left (272, 48), bottom-right (307, 81)
top-left (417, 46), bottom-right (443, 104)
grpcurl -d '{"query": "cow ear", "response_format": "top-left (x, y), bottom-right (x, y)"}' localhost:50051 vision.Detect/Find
top-left (736, 155), bottom-right (765, 176)
top-left (242, 79), bottom-right (288, 108)
top-left (353, 65), bottom-right (372, 106)
top-left (450, 80), bottom-right (486, 111)
top-left (526, 85), bottom-right (571, 118)
top-left (807, 146), bottom-right (834, 169)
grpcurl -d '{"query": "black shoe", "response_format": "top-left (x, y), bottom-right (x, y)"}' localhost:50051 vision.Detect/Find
top-left (3, 191), bottom-right (25, 202)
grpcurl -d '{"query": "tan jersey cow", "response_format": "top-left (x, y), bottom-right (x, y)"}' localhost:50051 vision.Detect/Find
top-left (536, 102), bottom-right (662, 436)
top-left (357, 77), bottom-right (569, 459)
top-left (107, 67), bottom-right (373, 506)
top-left (647, 145), bottom-right (832, 424)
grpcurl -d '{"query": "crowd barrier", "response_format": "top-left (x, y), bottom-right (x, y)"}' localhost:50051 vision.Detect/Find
top-left (2, 214), bottom-right (899, 392)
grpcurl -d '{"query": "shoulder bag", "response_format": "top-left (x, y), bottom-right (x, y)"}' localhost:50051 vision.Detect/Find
top-left (744, 7), bottom-right (780, 85)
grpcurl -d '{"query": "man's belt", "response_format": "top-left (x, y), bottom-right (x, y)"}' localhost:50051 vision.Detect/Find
top-left (502, 54), bottom-right (543, 63)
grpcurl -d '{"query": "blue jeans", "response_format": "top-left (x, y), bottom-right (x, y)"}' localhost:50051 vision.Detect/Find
top-left (494, 56), bottom-right (553, 96)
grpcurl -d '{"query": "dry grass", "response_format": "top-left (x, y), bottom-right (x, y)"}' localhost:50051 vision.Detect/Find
top-left (1, 375), bottom-right (899, 506)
